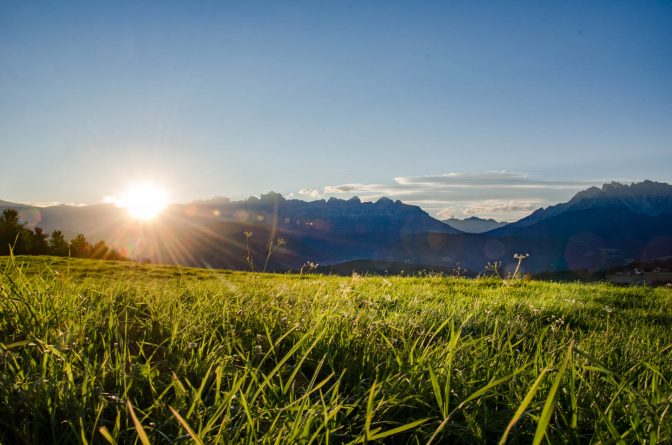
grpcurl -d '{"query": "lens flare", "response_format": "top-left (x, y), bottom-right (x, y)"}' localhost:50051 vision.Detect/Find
top-left (110, 182), bottom-right (169, 220)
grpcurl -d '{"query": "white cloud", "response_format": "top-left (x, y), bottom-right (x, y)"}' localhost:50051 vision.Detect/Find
top-left (463, 200), bottom-right (541, 215)
top-left (435, 208), bottom-right (456, 220)
top-left (298, 188), bottom-right (322, 199)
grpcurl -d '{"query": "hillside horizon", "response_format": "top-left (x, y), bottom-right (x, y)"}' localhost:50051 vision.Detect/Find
top-left (3, 180), bottom-right (672, 276)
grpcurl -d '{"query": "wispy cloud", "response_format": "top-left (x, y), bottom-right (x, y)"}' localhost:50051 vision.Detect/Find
top-left (303, 171), bottom-right (606, 221)
top-left (25, 201), bottom-right (88, 208)
top-left (394, 172), bottom-right (598, 189)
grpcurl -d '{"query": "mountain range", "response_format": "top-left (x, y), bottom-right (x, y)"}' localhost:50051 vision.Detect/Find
top-left (2, 181), bottom-right (671, 274)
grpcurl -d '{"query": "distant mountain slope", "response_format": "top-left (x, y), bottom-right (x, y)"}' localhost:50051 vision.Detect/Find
top-left (0, 199), bottom-right (30, 209)
top-left (490, 181), bottom-right (672, 237)
top-left (443, 217), bottom-right (507, 233)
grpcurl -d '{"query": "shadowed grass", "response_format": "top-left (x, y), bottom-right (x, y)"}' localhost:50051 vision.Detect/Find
top-left (1, 255), bottom-right (671, 444)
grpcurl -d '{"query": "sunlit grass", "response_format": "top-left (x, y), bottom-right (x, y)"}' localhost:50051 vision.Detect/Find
top-left (1, 256), bottom-right (671, 443)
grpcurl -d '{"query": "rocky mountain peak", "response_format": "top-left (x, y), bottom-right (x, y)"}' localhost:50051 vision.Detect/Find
top-left (260, 191), bottom-right (285, 202)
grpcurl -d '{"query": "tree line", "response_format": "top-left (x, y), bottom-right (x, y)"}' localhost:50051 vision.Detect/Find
top-left (0, 209), bottom-right (126, 260)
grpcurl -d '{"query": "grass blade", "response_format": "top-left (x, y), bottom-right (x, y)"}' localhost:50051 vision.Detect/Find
top-left (98, 426), bottom-right (116, 445)
top-left (126, 401), bottom-right (150, 445)
top-left (365, 380), bottom-right (377, 441)
top-left (499, 368), bottom-right (549, 444)
top-left (369, 418), bottom-right (429, 440)
top-left (169, 405), bottom-right (205, 445)
top-left (532, 341), bottom-right (573, 445)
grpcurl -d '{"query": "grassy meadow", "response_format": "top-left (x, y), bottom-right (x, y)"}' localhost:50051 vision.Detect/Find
top-left (1, 256), bottom-right (671, 444)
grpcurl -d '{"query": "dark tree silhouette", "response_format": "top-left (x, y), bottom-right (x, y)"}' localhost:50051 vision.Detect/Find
top-left (1, 208), bottom-right (20, 225)
top-left (69, 233), bottom-right (92, 258)
top-left (49, 230), bottom-right (70, 257)
top-left (29, 227), bottom-right (50, 255)
top-left (0, 209), bottom-right (29, 255)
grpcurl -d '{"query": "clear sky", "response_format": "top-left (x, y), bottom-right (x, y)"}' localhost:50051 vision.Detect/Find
top-left (2, 0), bottom-right (671, 220)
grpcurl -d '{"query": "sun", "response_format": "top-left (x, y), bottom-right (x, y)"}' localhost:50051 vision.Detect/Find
top-left (115, 182), bottom-right (169, 220)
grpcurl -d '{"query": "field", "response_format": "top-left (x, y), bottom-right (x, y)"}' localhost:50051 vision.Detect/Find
top-left (1, 256), bottom-right (671, 444)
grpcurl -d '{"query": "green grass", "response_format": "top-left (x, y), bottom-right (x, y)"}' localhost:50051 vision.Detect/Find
top-left (1, 255), bottom-right (671, 444)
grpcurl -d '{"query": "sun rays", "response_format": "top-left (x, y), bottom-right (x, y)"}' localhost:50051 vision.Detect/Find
top-left (106, 182), bottom-right (169, 220)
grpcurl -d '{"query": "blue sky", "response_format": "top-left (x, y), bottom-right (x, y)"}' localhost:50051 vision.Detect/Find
top-left (1, 0), bottom-right (671, 220)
